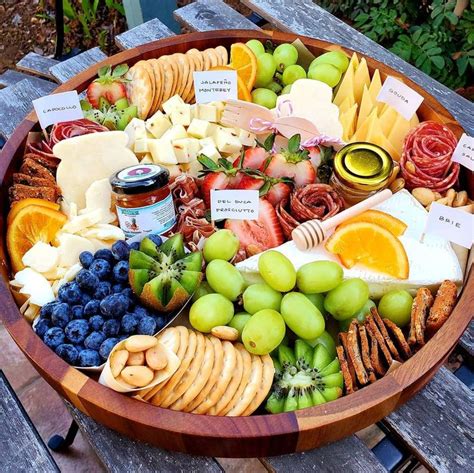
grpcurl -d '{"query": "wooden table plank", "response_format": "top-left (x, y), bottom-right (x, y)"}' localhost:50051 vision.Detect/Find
top-left (0, 371), bottom-right (59, 473)
top-left (49, 47), bottom-right (108, 83)
top-left (68, 405), bottom-right (223, 473)
top-left (459, 320), bottom-right (473, 357)
top-left (0, 70), bottom-right (54, 89)
top-left (383, 367), bottom-right (473, 472)
top-left (16, 52), bottom-right (59, 81)
top-left (174, 0), bottom-right (260, 32)
top-left (115, 18), bottom-right (176, 50)
top-left (242, 0), bottom-right (474, 135)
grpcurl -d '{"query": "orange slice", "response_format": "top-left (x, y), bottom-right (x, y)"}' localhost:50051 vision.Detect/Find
top-left (7, 205), bottom-right (67, 273)
top-left (325, 222), bottom-right (409, 279)
top-left (8, 198), bottom-right (60, 226)
top-left (209, 65), bottom-right (252, 101)
top-left (338, 210), bottom-right (407, 237)
top-left (229, 43), bottom-right (257, 91)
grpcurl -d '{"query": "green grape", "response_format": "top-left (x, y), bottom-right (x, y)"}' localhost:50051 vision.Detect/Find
top-left (203, 229), bottom-right (239, 262)
top-left (378, 290), bottom-right (413, 327)
top-left (189, 293), bottom-right (234, 332)
top-left (191, 281), bottom-right (214, 303)
top-left (242, 309), bottom-right (286, 355)
top-left (310, 51), bottom-right (349, 73)
top-left (251, 88), bottom-right (278, 109)
top-left (206, 259), bottom-right (245, 301)
top-left (228, 312), bottom-right (252, 341)
top-left (258, 250), bottom-right (296, 292)
top-left (338, 299), bottom-right (375, 332)
top-left (246, 39), bottom-right (265, 57)
top-left (266, 80), bottom-right (283, 94)
top-left (308, 63), bottom-right (341, 87)
top-left (273, 43), bottom-right (298, 71)
top-left (243, 283), bottom-right (282, 314)
top-left (255, 53), bottom-right (277, 87)
top-left (281, 84), bottom-right (292, 95)
top-left (282, 64), bottom-right (306, 86)
top-left (304, 331), bottom-right (337, 359)
top-left (303, 293), bottom-right (327, 317)
top-left (296, 261), bottom-right (343, 293)
top-left (324, 278), bottom-right (369, 321)
top-left (280, 292), bottom-right (325, 339)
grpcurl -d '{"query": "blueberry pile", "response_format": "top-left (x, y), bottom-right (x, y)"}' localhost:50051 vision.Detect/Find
top-left (35, 239), bottom-right (168, 367)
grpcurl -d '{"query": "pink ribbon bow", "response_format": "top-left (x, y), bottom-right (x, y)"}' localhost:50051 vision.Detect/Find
top-left (249, 100), bottom-right (294, 133)
top-left (301, 135), bottom-right (346, 149)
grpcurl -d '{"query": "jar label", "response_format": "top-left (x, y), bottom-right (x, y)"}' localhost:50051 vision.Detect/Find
top-left (116, 194), bottom-right (176, 239)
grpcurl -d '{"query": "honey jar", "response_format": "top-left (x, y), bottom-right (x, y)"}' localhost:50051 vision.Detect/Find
top-left (110, 164), bottom-right (176, 239)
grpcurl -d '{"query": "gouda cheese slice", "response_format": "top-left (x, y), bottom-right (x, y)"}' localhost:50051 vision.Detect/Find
top-left (333, 62), bottom-right (355, 107)
top-left (353, 58), bottom-right (371, 106)
top-left (379, 106), bottom-right (400, 137)
top-left (349, 52), bottom-right (360, 71)
top-left (340, 103), bottom-right (358, 141)
top-left (357, 85), bottom-right (375, 131)
top-left (338, 96), bottom-right (353, 114)
top-left (387, 114), bottom-right (412, 161)
top-left (350, 108), bottom-right (378, 142)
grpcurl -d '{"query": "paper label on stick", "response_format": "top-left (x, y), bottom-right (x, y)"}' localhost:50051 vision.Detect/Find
top-left (33, 91), bottom-right (83, 129)
top-left (424, 202), bottom-right (473, 249)
top-left (210, 189), bottom-right (259, 221)
top-left (451, 133), bottom-right (474, 172)
top-left (376, 76), bottom-right (423, 120)
top-left (193, 70), bottom-right (237, 103)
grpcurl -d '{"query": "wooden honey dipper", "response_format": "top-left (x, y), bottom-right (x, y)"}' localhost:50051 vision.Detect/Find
top-left (291, 189), bottom-right (393, 251)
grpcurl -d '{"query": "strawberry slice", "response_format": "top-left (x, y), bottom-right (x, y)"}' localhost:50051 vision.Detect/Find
top-left (233, 147), bottom-right (268, 170)
top-left (265, 182), bottom-right (291, 207)
top-left (86, 64), bottom-right (128, 108)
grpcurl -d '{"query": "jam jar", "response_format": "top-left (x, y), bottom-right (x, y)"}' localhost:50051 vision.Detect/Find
top-left (330, 142), bottom-right (394, 205)
top-left (110, 164), bottom-right (176, 239)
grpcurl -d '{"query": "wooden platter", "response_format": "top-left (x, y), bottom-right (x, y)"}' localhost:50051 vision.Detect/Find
top-left (0, 30), bottom-right (472, 458)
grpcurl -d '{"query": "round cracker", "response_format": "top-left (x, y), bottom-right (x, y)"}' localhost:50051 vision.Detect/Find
top-left (174, 53), bottom-right (189, 98)
top-left (201, 49), bottom-right (212, 71)
top-left (158, 56), bottom-right (174, 105)
top-left (184, 53), bottom-right (199, 103)
top-left (125, 61), bottom-right (153, 119)
top-left (161, 331), bottom-right (206, 408)
top-left (140, 60), bottom-right (156, 118)
top-left (219, 343), bottom-right (252, 416)
top-left (183, 335), bottom-right (223, 412)
top-left (206, 48), bottom-right (219, 68)
top-left (149, 59), bottom-right (163, 114)
top-left (181, 54), bottom-right (195, 104)
top-left (226, 353), bottom-right (263, 417)
top-left (170, 336), bottom-right (214, 411)
top-left (191, 340), bottom-right (236, 415)
top-left (215, 45), bottom-right (228, 66)
top-left (207, 345), bottom-right (243, 416)
top-left (169, 53), bottom-right (183, 98)
top-left (241, 354), bottom-right (274, 416)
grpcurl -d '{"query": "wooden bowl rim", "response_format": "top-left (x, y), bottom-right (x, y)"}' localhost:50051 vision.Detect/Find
top-left (0, 30), bottom-right (472, 453)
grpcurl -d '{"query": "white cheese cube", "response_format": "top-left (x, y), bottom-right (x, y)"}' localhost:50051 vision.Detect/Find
top-left (134, 138), bottom-right (148, 154)
top-left (184, 160), bottom-right (204, 178)
top-left (200, 144), bottom-right (221, 162)
top-left (172, 138), bottom-right (200, 163)
top-left (170, 104), bottom-right (192, 127)
top-left (162, 95), bottom-right (185, 115)
top-left (214, 128), bottom-right (242, 154)
top-left (187, 119), bottom-right (216, 139)
top-left (238, 129), bottom-right (256, 147)
top-left (196, 104), bottom-right (219, 122)
top-left (145, 111), bottom-right (171, 138)
top-left (199, 137), bottom-right (215, 148)
top-left (124, 118), bottom-right (146, 149)
top-left (161, 124), bottom-right (188, 142)
top-left (148, 139), bottom-right (178, 165)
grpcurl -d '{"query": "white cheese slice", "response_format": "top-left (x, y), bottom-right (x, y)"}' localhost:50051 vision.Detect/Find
top-left (22, 242), bottom-right (59, 274)
top-left (57, 233), bottom-right (95, 267)
top-left (79, 178), bottom-right (115, 223)
top-left (14, 268), bottom-right (55, 306)
top-left (236, 190), bottom-right (463, 299)
top-left (78, 224), bottom-right (125, 241)
top-left (62, 208), bottom-right (104, 234)
top-left (124, 118), bottom-right (146, 149)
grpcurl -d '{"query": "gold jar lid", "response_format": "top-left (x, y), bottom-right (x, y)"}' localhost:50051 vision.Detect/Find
top-left (333, 142), bottom-right (393, 191)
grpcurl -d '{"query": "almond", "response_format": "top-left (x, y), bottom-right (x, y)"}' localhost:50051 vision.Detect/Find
top-left (389, 177), bottom-right (405, 194)
top-left (110, 349), bottom-right (129, 378)
top-left (445, 188), bottom-right (456, 206)
top-left (124, 335), bottom-right (157, 352)
top-left (127, 351), bottom-right (145, 366)
top-left (146, 344), bottom-right (168, 370)
top-left (121, 366), bottom-right (154, 388)
top-left (412, 187), bottom-right (435, 207)
top-left (453, 190), bottom-right (467, 207)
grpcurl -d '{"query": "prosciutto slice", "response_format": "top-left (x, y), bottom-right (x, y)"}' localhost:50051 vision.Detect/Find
top-left (49, 118), bottom-right (108, 146)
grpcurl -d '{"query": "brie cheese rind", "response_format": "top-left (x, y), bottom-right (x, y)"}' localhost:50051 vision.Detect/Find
top-left (236, 190), bottom-right (463, 299)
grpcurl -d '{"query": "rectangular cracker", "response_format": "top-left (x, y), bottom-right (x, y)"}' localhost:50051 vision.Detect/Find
top-left (366, 314), bottom-right (393, 366)
top-left (367, 329), bottom-right (386, 377)
top-left (338, 332), bottom-right (358, 389)
top-left (371, 308), bottom-right (402, 362)
top-left (336, 345), bottom-right (355, 395)
top-left (358, 324), bottom-right (374, 375)
top-left (382, 318), bottom-right (412, 360)
top-left (426, 280), bottom-right (457, 338)
top-left (408, 287), bottom-right (434, 347)
top-left (347, 321), bottom-right (369, 386)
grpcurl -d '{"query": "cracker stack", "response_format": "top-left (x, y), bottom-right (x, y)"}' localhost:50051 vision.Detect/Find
top-left (126, 46), bottom-right (229, 119)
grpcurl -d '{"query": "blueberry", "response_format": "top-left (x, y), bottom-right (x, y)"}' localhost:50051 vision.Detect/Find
top-left (103, 319), bottom-right (120, 337)
top-left (51, 303), bottom-right (71, 328)
top-left (129, 241), bottom-right (140, 251)
top-left (99, 338), bottom-right (119, 360)
top-left (111, 283), bottom-right (124, 294)
top-left (94, 281), bottom-right (112, 299)
top-left (121, 287), bottom-right (134, 299)
top-left (137, 315), bottom-right (157, 335)
top-left (81, 292), bottom-right (92, 305)
top-left (43, 327), bottom-right (65, 349)
top-left (121, 313), bottom-right (139, 334)
top-left (55, 344), bottom-right (79, 364)
top-left (58, 282), bottom-right (82, 305)
top-left (71, 305), bottom-right (84, 319)
top-left (153, 315), bottom-right (167, 331)
top-left (84, 331), bottom-right (106, 350)
top-left (100, 294), bottom-right (129, 318)
top-left (65, 319), bottom-right (90, 344)
top-left (118, 335), bottom-right (128, 342)
top-left (79, 251), bottom-right (94, 268)
top-left (84, 299), bottom-right (100, 317)
top-left (77, 349), bottom-right (101, 367)
top-left (89, 259), bottom-right (111, 280)
top-left (111, 240), bottom-right (130, 261)
top-left (113, 260), bottom-right (129, 283)
top-left (89, 315), bottom-right (105, 331)
top-left (133, 306), bottom-right (149, 319)
top-left (76, 269), bottom-right (100, 292)
top-left (39, 301), bottom-right (58, 320)
top-left (35, 318), bottom-right (51, 338)
top-left (94, 249), bottom-right (114, 263)
top-left (148, 234), bottom-right (163, 247)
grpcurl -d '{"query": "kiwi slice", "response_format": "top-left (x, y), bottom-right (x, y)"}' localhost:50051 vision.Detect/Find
top-left (128, 234), bottom-right (203, 312)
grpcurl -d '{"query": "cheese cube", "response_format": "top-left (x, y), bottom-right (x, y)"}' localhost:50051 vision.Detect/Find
top-left (214, 128), bottom-right (242, 154)
top-left (148, 139), bottom-right (178, 165)
top-left (187, 119), bottom-right (216, 139)
top-left (185, 159), bottom-right (203, 178)
top-left (146, 111), bottom-right (171, 138)
top-left (196, 104), bottom-right (219, 122)
top-left (161, 124), bottom-right (188, 142)
top-left (134, 138), bottom-right (148, 155)
top-left (199, 137), bottom-right (215, 148)
top-left (238, 129), bottom-right (256, 147)
top-left (124, 118), bottom-right (146, 149)
top-left (172, 138), bottom-right (200, 163)
top-left (211, 101), bottom-right (225, 122)
top-left (170, 104), bottom-right (192, 127)
top-left (200, 144), bottom-right (221, 162)
top-left (162, 95), bottom-right (185, 115)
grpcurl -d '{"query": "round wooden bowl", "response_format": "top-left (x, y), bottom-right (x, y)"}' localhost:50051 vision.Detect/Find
top-left (0, 30), bottom-right (472, 458)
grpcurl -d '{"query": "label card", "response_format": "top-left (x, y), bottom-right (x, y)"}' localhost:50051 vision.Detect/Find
top-left (33, 91), bottom-right (83, 129)
top-left (451, 133), bottom-right (474, 172)
top-left (376, 76), bottom-right (423, 120)
top-left (210, 189), bottom-right (259, 221)
top-left (193, 70), bottom-right (237, 103)
top-left (424, 202), bottom-right (473, 249)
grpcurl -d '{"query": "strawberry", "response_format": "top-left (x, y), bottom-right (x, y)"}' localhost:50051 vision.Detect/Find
top-left (237, 174), bottom-right (264, 191)
top-left (265, 134), bottom-right (316, 187)
top-left (86, 64), bottom-right (129, 108)
top-left (233, 146), bottom-right (268, 170)
top-left (225, 199), bottom-right (284, 256)
top-left (265, 182), bottom-right (292, 207)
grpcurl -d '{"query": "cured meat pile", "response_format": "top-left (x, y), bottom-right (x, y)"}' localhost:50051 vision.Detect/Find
top-left (400, 121), bottom-right (459, 193)
top-left (276, 184), bottom-right (345, 238)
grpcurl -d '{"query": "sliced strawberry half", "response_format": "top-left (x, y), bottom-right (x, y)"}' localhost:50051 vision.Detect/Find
top-left (233, 147), bottom-right (268, 170)
top-left (86, 64), bottom-right (129, 108)
top-left (265, 182), bottom-right (292, 207)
